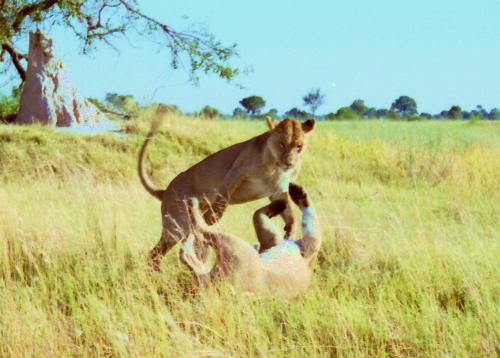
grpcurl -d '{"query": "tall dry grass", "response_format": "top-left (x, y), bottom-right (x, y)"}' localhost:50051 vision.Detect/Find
top-left (0, 116), bottom-right (499, 356)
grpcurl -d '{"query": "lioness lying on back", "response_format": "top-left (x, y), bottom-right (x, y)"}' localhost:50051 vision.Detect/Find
top-left (138, 117), bottom-right (315, 270)
top-left (181, 183), bottom-right (321, 299)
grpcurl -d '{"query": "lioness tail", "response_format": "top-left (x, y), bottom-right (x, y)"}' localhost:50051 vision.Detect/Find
top-left (138, 121), bottom-right (164, 200)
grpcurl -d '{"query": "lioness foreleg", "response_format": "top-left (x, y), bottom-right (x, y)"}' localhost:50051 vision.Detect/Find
top-left (204, 165), bottom-right (247, 225)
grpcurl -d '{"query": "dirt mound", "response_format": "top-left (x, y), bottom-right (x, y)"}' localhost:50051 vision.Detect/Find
top-left (16, 31), bottom-right (109, 127)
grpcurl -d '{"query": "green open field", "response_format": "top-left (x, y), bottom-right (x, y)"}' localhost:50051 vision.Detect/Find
top-left (1, 117), bottom-right (499, 356)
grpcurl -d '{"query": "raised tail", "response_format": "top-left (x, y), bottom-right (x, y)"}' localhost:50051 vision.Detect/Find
top-left (137, 121), bottom-right (164, 200)
top-left (187, 198), bottom-right (212, 232)
top-left (182, 198), bottom-right (216, 278)
top-left (180, 233), bottom-right (212, 276)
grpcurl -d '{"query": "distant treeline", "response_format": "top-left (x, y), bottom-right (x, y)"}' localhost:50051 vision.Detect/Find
top-left (231, 92), bottom-right (499, 121)
top-left (1, 87), bottom-right (498, 122)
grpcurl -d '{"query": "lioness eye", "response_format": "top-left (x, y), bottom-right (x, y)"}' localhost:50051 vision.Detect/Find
top-left (280, 143), bottom-right (286, 148)
top-left (297, 144), bottom-right (303, 151)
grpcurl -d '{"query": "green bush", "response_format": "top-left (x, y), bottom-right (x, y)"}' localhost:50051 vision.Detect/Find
top-left (0, 86), bottom-right (20, 122)
top-left (104, 93), bottom-right (140, 116)
top-left (325, 112), bottom-right (338, 120)
top-left (200, 105), bottom-right (219, 119)
top-left (333, 107), bottom-right (361, 120)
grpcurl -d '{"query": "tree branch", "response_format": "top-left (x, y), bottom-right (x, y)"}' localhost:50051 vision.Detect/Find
top-left (117, 0), bottom-right (171, 34)
top-left (1, 43), bottom-right (26, 81)
top-left (1, 0), bottom-right (238, 83)
top-left (12, 0), bottom-right (59, 33)
top-left (85, 1), bottom-right (107, 32)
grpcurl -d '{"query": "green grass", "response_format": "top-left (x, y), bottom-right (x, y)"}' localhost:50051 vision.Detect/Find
top-left (1, 117), bottom-right (499, 356)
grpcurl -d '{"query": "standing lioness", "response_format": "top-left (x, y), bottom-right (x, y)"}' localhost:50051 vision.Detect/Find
top-left (139, 118), bottom-right (315, 270)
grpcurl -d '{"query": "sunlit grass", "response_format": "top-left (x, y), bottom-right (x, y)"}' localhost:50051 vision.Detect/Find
top-left (0, 117), bottom-right (499, 356)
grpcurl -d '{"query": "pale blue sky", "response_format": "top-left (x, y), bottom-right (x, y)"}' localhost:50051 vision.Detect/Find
top-left (4, 0), bottom-right (500, 114)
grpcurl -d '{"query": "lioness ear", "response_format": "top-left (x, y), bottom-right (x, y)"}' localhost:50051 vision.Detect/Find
top-left (266, 116), bottom-right (278, 130)
top-left (302, 119), bottom-right (315, 133)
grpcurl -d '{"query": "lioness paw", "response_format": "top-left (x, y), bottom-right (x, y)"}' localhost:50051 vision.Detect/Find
top-left (289, 183), bottom-right (309, 208)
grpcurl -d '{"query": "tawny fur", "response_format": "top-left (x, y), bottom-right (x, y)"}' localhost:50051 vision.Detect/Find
top-left (181, 183), bottom-right (322, 299)
top-left (138, 118), bottom-right (315, 270)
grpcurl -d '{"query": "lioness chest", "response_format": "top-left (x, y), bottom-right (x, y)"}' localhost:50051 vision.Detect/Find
top-left (230, 167), bottom-right (296, 204)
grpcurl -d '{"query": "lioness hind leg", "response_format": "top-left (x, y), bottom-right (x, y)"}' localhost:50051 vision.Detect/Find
top-left (148, 231), bottom-right (178, 271)
top-left (149, 198), bottom-right (211, 271)
top-left (149, 230), bottom-right (209, 272)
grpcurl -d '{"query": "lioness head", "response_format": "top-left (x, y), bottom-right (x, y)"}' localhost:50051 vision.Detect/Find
top-left (266, 117), bottom-right (315, 170)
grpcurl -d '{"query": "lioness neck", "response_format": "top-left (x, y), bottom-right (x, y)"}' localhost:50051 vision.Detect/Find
top-left (252, 132), bottom-right (275, 169)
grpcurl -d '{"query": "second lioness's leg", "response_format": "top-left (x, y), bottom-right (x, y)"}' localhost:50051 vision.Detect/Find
top-left (288, 183), bottom-right (322, 263)
top-left (253, 199), bottom-right (287, 253)
top-left (269, 191), bottom-right (296, 237)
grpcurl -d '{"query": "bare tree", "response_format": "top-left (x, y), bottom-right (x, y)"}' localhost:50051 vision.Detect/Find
top-left (302, 88), bottom-right (325, 115)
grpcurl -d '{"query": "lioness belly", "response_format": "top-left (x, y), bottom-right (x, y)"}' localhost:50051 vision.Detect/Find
top-left (230, 174), bottom-right (289, 204)
top-left (229, 184), bottom-right (272, 203)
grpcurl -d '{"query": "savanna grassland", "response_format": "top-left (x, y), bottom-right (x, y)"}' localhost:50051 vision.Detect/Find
top-left (0, 115), bottom-right (499, 357)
